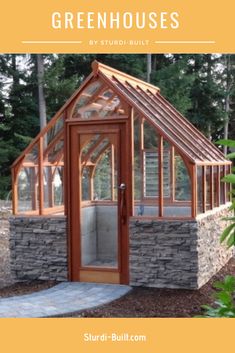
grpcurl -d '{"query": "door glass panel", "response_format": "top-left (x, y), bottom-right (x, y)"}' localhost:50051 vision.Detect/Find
top-left (80, 133), bottom-right (118, 268)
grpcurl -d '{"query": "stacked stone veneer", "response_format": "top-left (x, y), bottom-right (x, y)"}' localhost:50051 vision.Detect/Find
top-left (9, 216), bottom-right (67, 281)
top-left (129, 205), bottom-right (233, 289)
top-left (9, 205), bottom-right (233, 288)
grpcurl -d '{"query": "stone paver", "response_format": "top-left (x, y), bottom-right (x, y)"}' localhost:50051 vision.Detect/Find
top-left (0, 282), bottom-right (131, 318)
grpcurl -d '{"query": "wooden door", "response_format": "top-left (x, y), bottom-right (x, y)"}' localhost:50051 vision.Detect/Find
top-left (68, 121), bottom-right (129, 284)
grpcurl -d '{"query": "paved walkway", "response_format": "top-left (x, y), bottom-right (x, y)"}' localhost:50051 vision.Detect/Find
top-left (0, 282), bottom-right (131, 318)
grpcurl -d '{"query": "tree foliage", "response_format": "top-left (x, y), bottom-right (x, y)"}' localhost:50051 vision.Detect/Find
top-left (0, 54), bottom-right (235, 198)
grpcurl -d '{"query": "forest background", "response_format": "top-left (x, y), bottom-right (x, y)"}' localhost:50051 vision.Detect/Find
top-left (0, 53), bottom-right (234, 198)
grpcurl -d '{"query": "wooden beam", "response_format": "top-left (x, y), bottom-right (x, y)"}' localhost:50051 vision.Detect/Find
top-left (129, 107), bottom-right (134, 216)
top-left (191, 164), bottom-right (197, 218)
top-left (38, 137), bottom-right (44, 215)
top-left (11, 167), bottom-right (17, 215)
top-left (31, 167), bottom-right (38, 210)
top-left (216, 166), bottom-right (220, 207)
top-left (140, 118), bottom-right (144, 201)
top-left (111, 144), bottom-right (115, 201)
top-left (210, 166), bottom-right (214, 209)
top-left (202, 166), bottom-right (206, 213)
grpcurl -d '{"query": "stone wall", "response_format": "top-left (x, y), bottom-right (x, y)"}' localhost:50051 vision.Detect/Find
top-left (129, 205), bottom-right (233, 289)
top-left (9, 205), bottom-right (233, 289)
top-left (197, 207), bottom-right (233, 287)
top-left (9, 216), bottom-right (68, 281)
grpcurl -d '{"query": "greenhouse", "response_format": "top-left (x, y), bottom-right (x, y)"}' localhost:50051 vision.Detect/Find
top-left (10, 61), bottom-right (233, 289)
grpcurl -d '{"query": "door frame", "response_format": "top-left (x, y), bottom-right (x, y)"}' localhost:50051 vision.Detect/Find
top-left (66, 118), bottom-right (132, 284)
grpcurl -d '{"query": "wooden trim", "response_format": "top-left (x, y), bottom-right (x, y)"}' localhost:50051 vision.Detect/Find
top-left (94, 60), bottom-right (160, 93)
top-left (47, 167), bottom-right (54, 208)
top-left (210, 166), bottom-right (214, 209)
top-left (191, 164), bottom-right (197, 218)
top-left (111, 144), bottom-right (115, 201)
top-left (158, 135), bottom-right (163, 217)
top-left (68, 121), bottom-right (129, 284)
top-left (140, 118), bottom-right (144, 201)
top-left (229, 164), bottom-right (232, 202)
top-left (38, 138), bottom-right (44, 215)
top-left (216, 166), bottom-right (220, 207)
top-left (79, 270), bottom-right (120, 284)
top-left (80, 266), bottom-right (119, 272)
top-left (202, 166), bottom-right (206, 213)
top-left (129, 107), bottom-right (134, 216)
top-left (31, 167), bottom-right (38, 210)
top-left (12, 167), bottom-right (17, 214)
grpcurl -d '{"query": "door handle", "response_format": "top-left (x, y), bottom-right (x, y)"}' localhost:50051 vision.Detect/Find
top-left (119, 183), bottom-right (126, 224)
top-left (119, 183), bottom-right (126, 190)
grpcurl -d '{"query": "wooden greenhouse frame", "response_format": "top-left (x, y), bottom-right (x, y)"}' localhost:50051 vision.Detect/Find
top-left (11, 61), bottom-right (232, 284)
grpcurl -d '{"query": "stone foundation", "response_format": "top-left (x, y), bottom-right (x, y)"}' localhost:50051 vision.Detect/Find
top-left (9, 216), bottom-right (68, 281)
top-left (129, 205), bottom-right (233, 289)
top-left (9, 205), bottom-right (233, 288)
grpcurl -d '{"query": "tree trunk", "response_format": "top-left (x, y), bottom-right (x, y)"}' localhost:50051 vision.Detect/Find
top-left (147, 54), bottom-right (152, 83)
top-left (36, 54), bottom-right (47, 131)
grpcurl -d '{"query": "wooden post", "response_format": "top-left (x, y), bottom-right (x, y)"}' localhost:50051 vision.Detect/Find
top-left (158, 135), bottom-right (163, 217)
top-left (216, 166), bottom-right (220, 207)
top-left (48, 167), bottom-right (54, 208)
top-left (11, 168), bottom-right (17, 215)
top-left (31, 167), bottom-right (38, 210)
top-left (202, 166), bottom-right (206, 213)
top-left (210, 166), bottom-right (214, 209)
top-left (140, 118), bottom-right (144, 201)
top-left (111, 145), bottom-right (115, 201)
top-left (128, 108), bottom-right (134, 216)
top-left (38, 137), bottom-right (44, 215)
top-left (191, 164), bottom-right (197, 218)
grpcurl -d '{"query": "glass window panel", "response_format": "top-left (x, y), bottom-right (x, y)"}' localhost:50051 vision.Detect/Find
top-left (206, 167), bottom-right (211, 210)
top-left (134, 117), bottom-right (141, 201)
top-left (174, 152), bottom-right (191, 201)
top-left (46, 113), bottom-right (64, 145)
top-left (90, 138), bottom-right (110, 163)
top-left (81, 134), bottom-right (101, 159)
top-left (144, 120), bottom-right (158, 149)
top-left (24, 143), bottom-right (39, 163)
top-left (220, 166), bottom-right (226, 205)
top-left (225, 165), bottom-right (231, 203)
top-left (93, 149), bottom-right (112, 201)
top-left (197, 166), bottom-right (203, 213)
top-left (133, 114), bottom-right (159, 216)
top-left (213, 166), bottom-right (219, 207)
top-left (53, 167), bottom-right (64, 206)
top-left (43, 166), bottom-right (51, 209)
top-left (144, 151), bottom-right (158, 197)
top-left (47, 139), bottom-right (64, 163)
top-left (82, 167), bottom-right (91, 201)
top-left (17, 167), bottom-right (38, 213)
top-left (72, 79), bottom-right (127, 119)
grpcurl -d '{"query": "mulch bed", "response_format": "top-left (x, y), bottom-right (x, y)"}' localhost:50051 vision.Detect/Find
top-left (65, 258), bottom-right (235, 318)
top-left (0, 281), bottom-right (57, 298)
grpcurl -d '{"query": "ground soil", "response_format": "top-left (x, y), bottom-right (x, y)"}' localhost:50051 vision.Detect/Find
top-left (0, 280), bottom-right (57, 298)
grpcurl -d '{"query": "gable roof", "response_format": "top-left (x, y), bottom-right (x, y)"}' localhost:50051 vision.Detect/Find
top-left (93, 61), bottom-right (227, 164)
top-left (12, 60), bottom-right (229, 169)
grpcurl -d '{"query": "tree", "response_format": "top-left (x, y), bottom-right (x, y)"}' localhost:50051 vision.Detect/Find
top-left (36, 54), bottom-right (47, 131)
